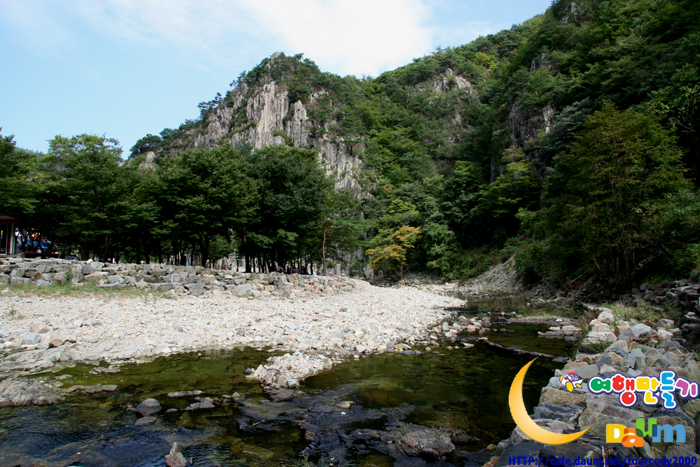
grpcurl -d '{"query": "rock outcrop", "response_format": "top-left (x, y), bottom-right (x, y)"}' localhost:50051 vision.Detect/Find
top-left (193, 68), bottom-right (364, 194)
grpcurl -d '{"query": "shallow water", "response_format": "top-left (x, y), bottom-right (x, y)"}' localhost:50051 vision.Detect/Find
top-left (0, 323), bottom-right (573, 466)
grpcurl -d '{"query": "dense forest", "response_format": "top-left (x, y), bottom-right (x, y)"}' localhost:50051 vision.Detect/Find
top-left (2, 0), bottom-right (699, 289)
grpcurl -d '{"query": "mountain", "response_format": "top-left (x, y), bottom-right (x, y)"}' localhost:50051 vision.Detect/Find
top-left (129, 0), bottom-right (700, 286)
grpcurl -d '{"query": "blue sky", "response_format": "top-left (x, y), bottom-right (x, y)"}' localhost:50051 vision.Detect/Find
top-left (0, 0), bottom-right (552, 156)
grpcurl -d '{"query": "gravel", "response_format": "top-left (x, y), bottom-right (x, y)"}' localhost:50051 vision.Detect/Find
top-left (0, 280), bottom-right (464, 381)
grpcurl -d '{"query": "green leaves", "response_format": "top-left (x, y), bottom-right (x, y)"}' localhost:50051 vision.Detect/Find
top-left (545, 103), bottom-right (690, 284)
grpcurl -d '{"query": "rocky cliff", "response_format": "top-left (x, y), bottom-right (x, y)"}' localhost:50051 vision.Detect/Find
top-left (192, 66), bottom-right (365, 194)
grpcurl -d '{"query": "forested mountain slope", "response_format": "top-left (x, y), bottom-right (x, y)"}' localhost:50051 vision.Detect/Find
top-left (4, 0), bottom-right (698, 287)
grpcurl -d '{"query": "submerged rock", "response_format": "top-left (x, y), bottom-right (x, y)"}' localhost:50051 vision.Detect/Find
top-left (0, 378), bottom-right (63, 406)
top-left (135, 397), bottom-right (161, 416)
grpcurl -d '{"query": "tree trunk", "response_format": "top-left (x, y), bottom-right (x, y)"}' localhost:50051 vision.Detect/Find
top-left (322, 226), bottom-right (327, 276)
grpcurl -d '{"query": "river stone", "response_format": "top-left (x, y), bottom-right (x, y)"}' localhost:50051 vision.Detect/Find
top-left (539, 443), bottom-right (602, 463)
top-left (539, 387), bottom-right (586, 407)
top-left (0, 378), bottom-right (63, 406)
top-left (582, 330), bottom-right (617, 345)
top-left (496, 442), bottom-right (545, 467)
top-left (107, 274), bottom-right (124, 284)
top-left (83, 272), bottom-right (107, 284)
top-left (619, 323), bottom-right (653, 341)
top-left (167, 390), bottom-right (203, 398)
top-left (165, 442), bottom-right (187, 467)
top-left (573, 363), bottom-right (598, 380)
top-left (136, 398), bottom-right (161, 416)
top-left (186, 397), bottom-right (215, 410)
top-left (233, 283), bottom-right (252, 297)
top-left (626, 349), bottom-right (645, 368)
top-left (30, 322), bottom-right (50, 334)
top-left (134, 416), bottom-right (157, 426)
top-left (22, 332), bottom-right (41, 345)
top-left (533, 402), bottom-right (581, 421)
top-left (184, 283), bottom-right (204, 296)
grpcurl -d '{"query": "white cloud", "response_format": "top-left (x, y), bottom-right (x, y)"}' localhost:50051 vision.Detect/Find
top-left (237, 0), bottom-right (435, 76)
top-left (2, 0), bottom-right (437, 77)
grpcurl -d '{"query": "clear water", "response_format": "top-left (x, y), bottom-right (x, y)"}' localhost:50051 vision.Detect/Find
top-left (0, 322), bottom-right (572, 466)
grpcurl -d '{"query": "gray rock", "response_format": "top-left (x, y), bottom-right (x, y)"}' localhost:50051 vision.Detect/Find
top-left (533, 402), bottom-right (581, 422)
top-left (165, 442), bottom-right (187, 467)
top-left (10, 277), bottom-right (30, 286)
top-left (134, 416), bottom-right (157, 426)
top-left (184, 283), bottom-right (204, 296)
top-left (135, 398), bottom-right (161, 416)
top-left (574, 364), bottom-right (600, 380)
top-left (0, 378), bottom-right (63, 406)
top-left (0, 328), bottom-right (9, 338)
top-left (29, 323), bottom-right (49, 334)
top-left (185, 397), bottom-right (215, 410)
top-left (34, 279), bottom-right (51, 287)
top-left (619, 323), bottom-right (653, 341)
top-left (626, 349), bottom-right (645, 369)
top-left (22, 332), bottom-right (41, 345)
top-left (107, 274), bottom-right (124, 284)
top-left (233, 283), bottom-right (253, 297)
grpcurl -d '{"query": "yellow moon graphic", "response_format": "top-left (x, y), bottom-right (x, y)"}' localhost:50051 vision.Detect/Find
top-left (509, 358), bottom-right (590, 445)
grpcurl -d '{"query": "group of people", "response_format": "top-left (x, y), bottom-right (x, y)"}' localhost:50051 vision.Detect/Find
top-left (16, 231), bottom-right (58, 255)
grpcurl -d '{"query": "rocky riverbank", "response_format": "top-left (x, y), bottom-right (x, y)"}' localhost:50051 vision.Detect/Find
top-left (0, 277), bottom-right (465, 405)
top-left (0, 257), bottom-right (356, 298)
top-left (488, 306), bottom-right (700, 465)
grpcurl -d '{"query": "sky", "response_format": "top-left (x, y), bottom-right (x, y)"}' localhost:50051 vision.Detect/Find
top-left (0, 0), bottom-right (552, 156)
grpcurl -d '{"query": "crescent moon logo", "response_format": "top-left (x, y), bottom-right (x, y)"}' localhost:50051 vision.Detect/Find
top-left (509, 358), bottom-right (591, 445)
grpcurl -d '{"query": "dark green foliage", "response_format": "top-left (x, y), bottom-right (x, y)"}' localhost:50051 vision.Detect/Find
top-left (129, 134), bottom-right (162, 158)
top-left (155, 144), bottom-right (258, 266)
top-left (0, 130), bottom-right (38, 218)
top-left (542, 104), bottom-right (690, 285)
top-left (44, 134), bottom-right (129, 260)
top-left (242, 146), bottom-right (327, 270)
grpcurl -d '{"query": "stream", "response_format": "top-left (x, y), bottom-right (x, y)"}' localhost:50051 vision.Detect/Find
top-left (0, 319), bottom-right (573, 467)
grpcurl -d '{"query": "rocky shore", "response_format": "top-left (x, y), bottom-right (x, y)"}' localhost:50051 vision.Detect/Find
top-left (0, 270), bottom-right (465, 405)
top-left (489, 306), bottom-right (700, 465)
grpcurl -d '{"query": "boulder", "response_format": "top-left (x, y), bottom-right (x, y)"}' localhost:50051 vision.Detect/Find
top-left (184, 283), bottom-right (204, 296)
top-left (619, 323), bottom-right (653, 341)
top-left (539, 387), bottom-right (587, 407)
top-left (135, 398), bottom-right (162, 416)
top-left (22, 332), bottom-right (41, 345)
top-left (233, 283), bottom-right (253, 297)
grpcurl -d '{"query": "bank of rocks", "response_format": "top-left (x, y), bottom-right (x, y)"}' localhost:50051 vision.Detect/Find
top-left (489, 309), bottom-right (700, 466)
top-left (0, 257), bottom-right (354, 298)
top-left (0, 279), bottom-right (464, 402)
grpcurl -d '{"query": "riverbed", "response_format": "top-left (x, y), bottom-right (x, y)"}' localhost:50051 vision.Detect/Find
top-left (0, 320), bottom-right (572, 466)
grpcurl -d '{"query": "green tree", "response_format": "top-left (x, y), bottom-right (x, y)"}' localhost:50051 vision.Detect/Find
top-left (129, 134), bottom-right (161, 158)
top-left (46, 134), bottom-right (128, 260)
top-left (319, 188), bottom-right (365, 275)
top-left (365, 225), bottom-right (422, 278)
top-left (156, 144), bottom-right (257, 267)
top-left (545, 103), bottom-right (691, 284)
top-left (245, 146), bottom-right (327, 271)
top-left (0, 130), bottom-right (38, 219)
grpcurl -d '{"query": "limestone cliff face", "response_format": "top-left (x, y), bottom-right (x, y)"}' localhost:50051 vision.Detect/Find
top-left (193, 80), bottom-right (364, 194)
top-left (507, 100), bottom-right (556, 148)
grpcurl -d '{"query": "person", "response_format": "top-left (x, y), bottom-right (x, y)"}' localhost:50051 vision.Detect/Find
top-left (39, 237), bottom-right (49, 254)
